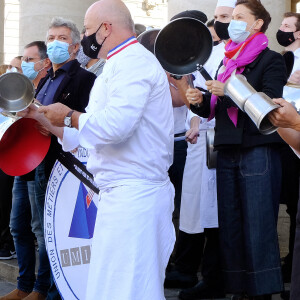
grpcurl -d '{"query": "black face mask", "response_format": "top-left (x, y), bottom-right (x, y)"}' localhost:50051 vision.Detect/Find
top-left (81, 23), bottom-right (106, 59)
top-left (214, 21), bottom-right (230, 41)
top-left (213, 40), bottom-right (221, 46)
top-left (276, 30), bottom-right (296, 47)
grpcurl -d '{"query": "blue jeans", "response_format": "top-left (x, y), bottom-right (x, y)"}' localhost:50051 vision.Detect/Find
top-left (10, 173), bottom-right (50, 295)
top-left (216, 145), bottom-right (283, 296)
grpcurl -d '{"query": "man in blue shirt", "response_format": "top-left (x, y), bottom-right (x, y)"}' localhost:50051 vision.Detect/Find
top-left (2, 18), bottom-right (96, 300)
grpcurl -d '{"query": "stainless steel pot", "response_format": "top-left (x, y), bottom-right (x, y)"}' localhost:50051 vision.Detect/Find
top-left (0, 72), bottom-right (35, 112)
top-left (244, 92), bottom-right (279, 135)
top-left (224, 74), bottom-right (256, 111)
top-left (224, 75), bottom-right (279, 135)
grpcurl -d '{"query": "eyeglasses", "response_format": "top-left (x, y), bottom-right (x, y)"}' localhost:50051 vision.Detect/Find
top-left (22, 57), bottom-right (41, 63)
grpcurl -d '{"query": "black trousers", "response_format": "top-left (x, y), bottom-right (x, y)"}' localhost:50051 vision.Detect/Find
top-left (0, 169), bottom-right (15, 250)
top-left (173, 228), bottom-right (223, 285)
top-left (168, 140), bottom-right (188, 215)
top-left (290, 192), bottom-right (300, 300)
top-left (280, 145), bottom-right (300, 264)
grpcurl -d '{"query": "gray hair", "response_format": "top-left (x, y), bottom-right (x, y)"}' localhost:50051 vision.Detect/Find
top-left (46, 17), bottom-right (80, 45)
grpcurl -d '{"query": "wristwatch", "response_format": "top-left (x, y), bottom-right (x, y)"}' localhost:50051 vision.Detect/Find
top-left (64, 110), bottom-right (75, 128)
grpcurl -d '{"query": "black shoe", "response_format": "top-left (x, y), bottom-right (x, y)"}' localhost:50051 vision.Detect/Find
top-left (281, 261), bottom-right (292, 283)
top-left (164, 270), bottom-right (198, 289)
top-left (280, 290), bottom-right (290, 300)
top-left (178, 280), bottom-right (225, 300)
top-left (0, 248), bottom-right (17, 260)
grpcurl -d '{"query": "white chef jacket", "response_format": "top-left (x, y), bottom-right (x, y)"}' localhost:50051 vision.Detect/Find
top-left (173, 106), bottom-right (188, 135)
top-left (62, 37), bottom-right (175, 300)
top-left (180, 110), bottom-right (218, 233)
top-left (193, 42), bottom-right (225, 87)
top-left (283, 47), bottom-right (300, 99)
top-left (179, 43), bottom-right (225, 234)
top-left (62, 37), bottom-right (174, 188)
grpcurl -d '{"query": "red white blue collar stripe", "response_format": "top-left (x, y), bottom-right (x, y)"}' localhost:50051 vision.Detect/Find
top-left (107, 36), bottom-right (138, 60)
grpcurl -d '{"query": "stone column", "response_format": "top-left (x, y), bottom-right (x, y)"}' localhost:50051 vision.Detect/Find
top-left (263, 0), bottom-right (291, 52)
top-left (0, 0), bottom-right (4, 64)
top-left (125, 0), bottom-right (168, 28)
top-left (19, 0), bottom-right (95, 53)
top-left (168, 0), bottom-right (291, 52)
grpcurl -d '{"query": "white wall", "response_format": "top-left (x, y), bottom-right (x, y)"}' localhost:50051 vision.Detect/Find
top-left (168, 0), bottom-right (290, 52)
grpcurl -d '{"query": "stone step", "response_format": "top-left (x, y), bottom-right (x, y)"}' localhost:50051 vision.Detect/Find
top-left (0, 259), bottom-right (18, 284)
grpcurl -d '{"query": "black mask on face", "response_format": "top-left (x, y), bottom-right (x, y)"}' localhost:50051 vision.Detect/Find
top-left (276, 30), bottom-right (296, 47)
top-left (81, 23), bottom-right (106, 59)
top-left (214, 21), bottom-right (230, 41)
top-left (213, 40), bottom-right (221, 46)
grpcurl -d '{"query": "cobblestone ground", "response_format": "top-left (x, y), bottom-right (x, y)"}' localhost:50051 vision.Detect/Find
top-left (0, 205), bottom-right (291, 299)
top-left (0, 279), bottom-right (286, 299)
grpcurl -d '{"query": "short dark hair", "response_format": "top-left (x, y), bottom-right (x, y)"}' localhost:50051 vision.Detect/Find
top-left (235, 0), bottom-right (271, 33)
top-left (284, 12), bottom-right (300, 31)
top-left (207, 19), bottom-right (215, 28)
top-left (24, 41), bottom-right (48, 59)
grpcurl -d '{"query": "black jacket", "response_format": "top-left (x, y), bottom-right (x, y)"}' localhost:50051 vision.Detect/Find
top-left (36, 59), bottom-right (97, 178)
top-left (191, 48), bottom-right (288, 149)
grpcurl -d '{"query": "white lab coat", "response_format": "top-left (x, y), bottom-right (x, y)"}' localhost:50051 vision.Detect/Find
top-left (179, 43), bottom-right (225, 234)
top-left (179, 112), bottom-right (218, 233)
top-left (62, 37), bottom-right (175, 300)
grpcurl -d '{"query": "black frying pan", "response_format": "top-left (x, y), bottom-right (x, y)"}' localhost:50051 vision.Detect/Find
top-left (154, 17), bottom-right (213, 81)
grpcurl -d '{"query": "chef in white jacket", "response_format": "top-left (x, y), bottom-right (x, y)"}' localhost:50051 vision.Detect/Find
top-left (19, 1), bottom-right (175, 299)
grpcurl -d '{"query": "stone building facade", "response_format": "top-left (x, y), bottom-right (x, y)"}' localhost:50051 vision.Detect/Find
top-left (1, 0), bottom-right (299, 63)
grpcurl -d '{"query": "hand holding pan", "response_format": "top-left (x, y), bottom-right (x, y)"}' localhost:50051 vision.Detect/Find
top-left (154, 17), bottom-right (213, 81)
top-left (0, 72), bottom-right (50, 176)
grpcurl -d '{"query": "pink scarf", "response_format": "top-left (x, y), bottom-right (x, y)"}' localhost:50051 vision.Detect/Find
top-left (208, 32), bottom-right (269, 126)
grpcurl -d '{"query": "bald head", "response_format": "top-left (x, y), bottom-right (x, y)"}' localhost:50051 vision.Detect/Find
top-left (83, 0), bottom-right (135, 59)
top-left (85, 0), bottom-right (134, 33)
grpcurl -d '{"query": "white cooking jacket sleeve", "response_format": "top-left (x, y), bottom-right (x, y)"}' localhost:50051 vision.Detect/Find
top-left (78, 56), bottom-right (152, 149)
top-left (60, 126), bottom-right (80, 152)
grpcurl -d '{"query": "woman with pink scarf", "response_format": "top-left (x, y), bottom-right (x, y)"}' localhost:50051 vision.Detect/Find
top-left (185, 0), bottom-right (287, 299)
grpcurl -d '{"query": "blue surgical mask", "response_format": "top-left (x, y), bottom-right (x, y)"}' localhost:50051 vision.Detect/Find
top-left (6, 67), bottom-right (18, 73)
top-left (21, 60), bottom-right (44, 80)
top-left (228, 20), bottom-right (256, 44)
top-left (47, 40), bottom-right (71, 64)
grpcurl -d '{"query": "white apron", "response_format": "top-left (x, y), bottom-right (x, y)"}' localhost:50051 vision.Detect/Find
top-left (179, 121), bottom-right (218, 234)
top-left (85, 179), bottom-right (175, 300)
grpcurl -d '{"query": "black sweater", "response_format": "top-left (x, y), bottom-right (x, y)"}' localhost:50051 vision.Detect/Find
top-left (191, 48), bottom-right (288, 149)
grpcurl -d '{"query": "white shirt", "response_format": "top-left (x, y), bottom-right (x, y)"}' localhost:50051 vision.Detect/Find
top-left (62, 37), bottom-right (174, 188)
top-left (283, 47), bottom-right (300, 99)
top-left (173, 106), bottom-right (188, 135)
top-left (193, 42), bottom-right (225, 88)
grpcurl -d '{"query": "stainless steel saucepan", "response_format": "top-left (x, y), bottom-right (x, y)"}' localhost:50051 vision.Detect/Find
top-left (0, 72), bottom-right (35, 112)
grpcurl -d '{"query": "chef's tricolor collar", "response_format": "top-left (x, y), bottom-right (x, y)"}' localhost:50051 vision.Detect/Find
top-left (107, 36), bottom-right (138, 60)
